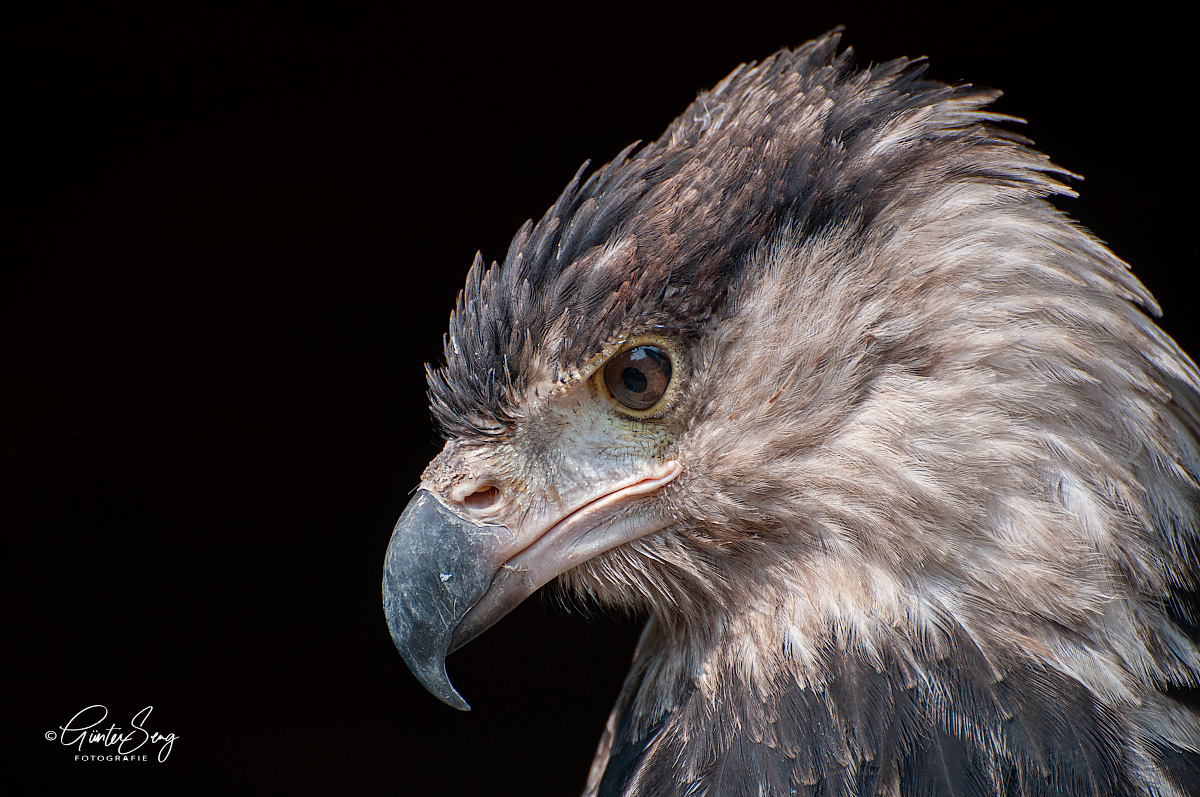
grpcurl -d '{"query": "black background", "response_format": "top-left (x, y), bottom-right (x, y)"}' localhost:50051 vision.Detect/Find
top-left (12, 4), bottom-right (1194, 794)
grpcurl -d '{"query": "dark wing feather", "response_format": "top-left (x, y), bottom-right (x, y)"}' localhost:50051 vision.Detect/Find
top-left (1151, 742), bottom-right (1200, 797)
top-left (595, 618), bottom-right (1148, 797)
top-left (596, 688), bottom-right (670, 797)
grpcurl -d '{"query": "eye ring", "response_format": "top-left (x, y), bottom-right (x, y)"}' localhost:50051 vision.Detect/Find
top-left (603, 345), bottom-right (673, 412)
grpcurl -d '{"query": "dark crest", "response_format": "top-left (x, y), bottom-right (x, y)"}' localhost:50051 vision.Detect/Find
top-left (426, 31), bottom-right (1067, 439)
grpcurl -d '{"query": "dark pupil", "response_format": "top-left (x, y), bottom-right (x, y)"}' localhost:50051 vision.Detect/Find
top-left (622, 367), bottom-right (648, 395)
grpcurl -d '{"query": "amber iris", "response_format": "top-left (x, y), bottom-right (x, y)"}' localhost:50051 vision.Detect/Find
top-left (604, 346), bottom-right (672, 411)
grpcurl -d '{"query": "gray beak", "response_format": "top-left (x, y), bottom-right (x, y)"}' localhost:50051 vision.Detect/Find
top-left (382, 489), bottom-right (507, 711)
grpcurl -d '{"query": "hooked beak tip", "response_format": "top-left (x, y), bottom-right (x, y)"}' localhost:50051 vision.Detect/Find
top-left (383, 588), bottom-right (472, 711)
top-left (382, 489), bottom-right (506, 710)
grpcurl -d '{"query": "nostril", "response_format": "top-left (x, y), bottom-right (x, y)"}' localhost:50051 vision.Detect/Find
top-left (462, 485), bottom-right (500, 513)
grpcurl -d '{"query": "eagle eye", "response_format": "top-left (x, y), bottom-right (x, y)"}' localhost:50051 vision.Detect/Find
top-left (604, 345), bottom-right (672, 411)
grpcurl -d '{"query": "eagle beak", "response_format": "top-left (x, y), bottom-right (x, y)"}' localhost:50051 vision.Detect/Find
top-left (382, 489), bottom-right (507, 710)
top-left (383, 462), bottom-right (682, 710)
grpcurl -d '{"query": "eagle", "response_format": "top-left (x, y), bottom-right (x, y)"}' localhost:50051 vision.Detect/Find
top-left (383, 32), bottom-right (1200, 796)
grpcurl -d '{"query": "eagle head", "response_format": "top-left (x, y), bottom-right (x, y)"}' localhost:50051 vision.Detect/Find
top-left (383, 32), bottom-right (1199, 795)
